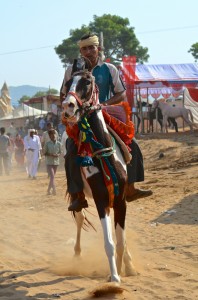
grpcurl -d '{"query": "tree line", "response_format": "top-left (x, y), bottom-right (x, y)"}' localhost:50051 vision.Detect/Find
top-left (55, 14), bottom-right (198, 68)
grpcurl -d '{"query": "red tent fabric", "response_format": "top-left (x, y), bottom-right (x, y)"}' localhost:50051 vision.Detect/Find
top-left (184, 88), bottom-right (198, 123)
top-left (188, 87), bottom-right (198, 102)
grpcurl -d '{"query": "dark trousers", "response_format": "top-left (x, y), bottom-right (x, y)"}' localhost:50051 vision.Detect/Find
top-left (65, 137), bottom-right (144, 194)
top-left (127, 138), bottom-right (144, 184)
top-left (65, 138), bottom-right (84, 194)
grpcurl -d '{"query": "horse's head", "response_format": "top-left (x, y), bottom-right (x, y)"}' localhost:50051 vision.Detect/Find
top-left (152, 99), bottom-right (159, 110)
top-left (62, 58), bottom-right (98, 124)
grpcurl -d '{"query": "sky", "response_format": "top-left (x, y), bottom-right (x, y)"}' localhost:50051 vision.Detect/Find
top-left (0, 0), bottom-right (198, 91)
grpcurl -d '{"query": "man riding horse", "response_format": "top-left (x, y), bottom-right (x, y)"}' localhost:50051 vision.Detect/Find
top-left (60, 33), bottom-right (152, 212)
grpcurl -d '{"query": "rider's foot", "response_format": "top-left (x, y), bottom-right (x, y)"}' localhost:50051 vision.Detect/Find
top-left (126, 183), bottom-right (152, 202)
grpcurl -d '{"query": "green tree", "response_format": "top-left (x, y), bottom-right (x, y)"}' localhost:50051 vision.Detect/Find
top-left (55, 14), bottom-right (149, 67)
top-left (47, 88), bottom-right (58, 95)
top-left (18, 95), bottom-right (30, 104)
top-left (188, 42), bottom-right (198, 62)
top-left (33, 91), bottom-right (47, 97)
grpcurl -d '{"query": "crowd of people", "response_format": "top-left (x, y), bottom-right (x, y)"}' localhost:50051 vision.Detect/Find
top-left (0, 121), bottom-right (67, 195)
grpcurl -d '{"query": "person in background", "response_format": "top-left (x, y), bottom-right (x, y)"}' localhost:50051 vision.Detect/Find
top-left (43, 128), bottom-right (62, 195)
top-left (7, 122), bottom-right (16, 138)
top-left (18, 126), bottom-right (26, 139)
top-left (58, 122), bottom-right (66, 137)
top-left (14, 133), bottom-right (25, 167)
top-left (34, 129), bottom-right (42, 170)
top-left (41, 122), bottom-right (59, 148)
top-left (0, 127), bottom-right (10, 176)
top-left (24, 129), bottom-right (42, 179)
top-left (41, 122), bottom-right (59, 176)
top-left (39, 116), bottom-right (46, 132)
top-left (7, 132), bottom-right (15, 172)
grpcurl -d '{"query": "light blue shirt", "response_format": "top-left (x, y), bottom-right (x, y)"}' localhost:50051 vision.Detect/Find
top-left (43, 140), bottom-right (62, 165)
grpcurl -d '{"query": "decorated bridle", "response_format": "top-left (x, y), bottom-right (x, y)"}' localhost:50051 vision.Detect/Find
top-left (67, 70), bottom-right (100, 116)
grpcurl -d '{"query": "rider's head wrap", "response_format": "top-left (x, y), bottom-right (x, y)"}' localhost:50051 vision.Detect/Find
top-left (78, 35), bottom-right (99, 49)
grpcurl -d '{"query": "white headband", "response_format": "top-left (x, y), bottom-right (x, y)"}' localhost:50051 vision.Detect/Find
top-left (78, 35), bottom-right (99, 48)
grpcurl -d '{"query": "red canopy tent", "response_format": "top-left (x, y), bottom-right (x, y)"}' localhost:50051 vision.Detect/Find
top-left (122, 61), bottom-right (198, 106)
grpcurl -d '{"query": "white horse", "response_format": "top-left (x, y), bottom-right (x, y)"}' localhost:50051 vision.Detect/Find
top-left (152, 99), bottom-right (196, 133)
top-left (61, 58), bottom-right (136, 283)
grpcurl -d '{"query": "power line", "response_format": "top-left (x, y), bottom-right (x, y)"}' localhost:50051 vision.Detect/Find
top-left (137, 24), bottom-right (198, 34)
top-left (0, 45), bottom-right (56, 56)
top-left (0, 24), bottom-right (198, 56)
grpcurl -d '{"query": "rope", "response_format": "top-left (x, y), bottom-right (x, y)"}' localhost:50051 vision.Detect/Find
top-left (77, 116), bottom-right (119, 196)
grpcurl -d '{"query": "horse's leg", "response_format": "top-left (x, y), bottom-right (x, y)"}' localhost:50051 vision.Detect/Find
top-left (159, 119), bottom-right (163, 132)
top-left (101, 211), bottom-right (120, 282)
top-left (88, 174), bottom-right (120, 282)
top-left (170, 118), bottom-right (178, 132)
top-left (163, 116), bottom-right (168, 133)
top-left (149, 116), bottom-right (152, 133)
top-left (114, 198), bottom-right (137, 277)
top-left (183, 116), bottom-right (194, 132)
top-left (113, 199), bottom-right (126, 276)
top-left (123, 244), bottom-right (137, 276)
top-left (167, 118), bottom-right (171, 128)
top-left (74, 211), bottom-right (85, 256)
top-left (136, 115), bottom-right (141, 133)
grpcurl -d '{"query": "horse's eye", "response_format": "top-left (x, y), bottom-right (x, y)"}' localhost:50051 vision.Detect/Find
top-left (68, 103), bottom-right (75, 108)
top-left (85, 79), bottom-right (91, 85)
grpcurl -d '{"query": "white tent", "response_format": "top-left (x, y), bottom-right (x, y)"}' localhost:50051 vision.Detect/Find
top-left (0, 103), bottom-right (48, 120)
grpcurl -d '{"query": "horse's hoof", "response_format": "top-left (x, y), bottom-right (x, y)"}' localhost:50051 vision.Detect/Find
top-left (125, 267), bottom-right (138, 276)
top-left (107, 275), bottom-right (121, 283)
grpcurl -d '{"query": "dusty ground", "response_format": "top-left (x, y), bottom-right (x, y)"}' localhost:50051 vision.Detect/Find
top-left (0, 129), bottom-right (198, 300)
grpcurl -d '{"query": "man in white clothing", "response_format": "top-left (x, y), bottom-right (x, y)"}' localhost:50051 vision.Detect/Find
top-left (24, 129), bottom-right (42, 179)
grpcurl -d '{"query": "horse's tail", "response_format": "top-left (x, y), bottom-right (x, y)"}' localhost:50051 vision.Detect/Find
top-left (187, 109), bottom-right (194, 123)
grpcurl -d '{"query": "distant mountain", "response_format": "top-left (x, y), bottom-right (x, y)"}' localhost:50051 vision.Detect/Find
top-left (9, 85), bottom-right (48, 107)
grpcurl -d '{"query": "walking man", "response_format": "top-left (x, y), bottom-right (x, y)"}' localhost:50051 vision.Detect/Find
top-left (43, 128), bottom-right (62, 195)
top-left (0, 127), bottom-right (10, 176)
top-left (24, 129), bottom-right (42, 179)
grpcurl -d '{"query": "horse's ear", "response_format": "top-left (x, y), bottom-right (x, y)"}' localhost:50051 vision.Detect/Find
top-left (82, 56), bottom-right (92, 72)
top-left (71, 59), bottom-right (78, 75)
top-left (71, 57), bottom-right (92, 74)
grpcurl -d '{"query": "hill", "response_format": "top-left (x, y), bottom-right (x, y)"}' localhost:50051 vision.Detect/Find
top-left (9, 85), bottom-right (48, 107)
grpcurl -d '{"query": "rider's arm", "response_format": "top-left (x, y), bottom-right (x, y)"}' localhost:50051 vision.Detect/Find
top-left (102, 90), bottom-right (126, 106)
top-left (103, 63), bottom-right (126, 106)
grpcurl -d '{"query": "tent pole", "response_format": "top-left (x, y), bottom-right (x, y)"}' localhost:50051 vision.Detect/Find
top-left (146, 87), bottom-right (149, 133)
top-left (182, 89), bottom-right (185, 132)
top-left (139, 88), bottom-right (143, 134)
